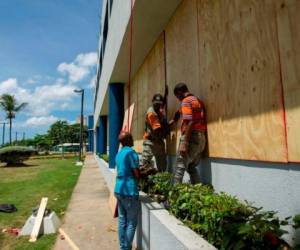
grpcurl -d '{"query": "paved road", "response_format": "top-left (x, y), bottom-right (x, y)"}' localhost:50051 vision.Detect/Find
top-left (53, 155), bottom-right (118, 250)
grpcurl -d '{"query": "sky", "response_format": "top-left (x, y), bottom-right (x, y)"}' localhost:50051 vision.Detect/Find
top-left (0, 0), bottom-right (102, 141)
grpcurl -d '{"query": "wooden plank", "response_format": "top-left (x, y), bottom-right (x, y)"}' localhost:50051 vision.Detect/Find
top-left (129, 33), bottom-right (166, 153)
top-left (197, 0), bottom-right (287, 161)
top-left (29, 197), bottom-right (48, 242)
top-left (108, 171), bottom-right (117, 215)
top-left (276, 0), bottom-right (300, 162)
top-left (165, 0), bottom-right (199, 155)
top-left (122, 103), bottom-right (135, 133)
top-left (58, 228), bottom-right (80, 250)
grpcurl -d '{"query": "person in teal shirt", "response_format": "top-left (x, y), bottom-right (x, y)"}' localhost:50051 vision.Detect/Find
top-left (114, 131), bottom-right (140, 250)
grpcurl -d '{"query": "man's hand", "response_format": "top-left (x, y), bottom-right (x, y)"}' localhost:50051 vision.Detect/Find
top-left (133, 168), bottom-right (141, 179)
top-left (173, 110), bottom-right (180, 122)
top-left (179, 141), bottom-right (188, 157)
top-left (168, 119), bottom-right (175, 127)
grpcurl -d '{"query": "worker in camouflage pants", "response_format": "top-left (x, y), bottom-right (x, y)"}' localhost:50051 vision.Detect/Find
top-left (140, 93), bottom-right (170, 175)
top-left (171, 83), bottom-right (207, 184)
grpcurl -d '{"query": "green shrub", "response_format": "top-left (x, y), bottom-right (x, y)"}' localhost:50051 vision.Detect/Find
top-left (169, 185), bottom-right (290, 249)
top-left (100, 154), bottom-right (109, 162)
top-left (143, 173), bottom-right (291, 249)
top-left (0, 146), bottom-right (37, 165)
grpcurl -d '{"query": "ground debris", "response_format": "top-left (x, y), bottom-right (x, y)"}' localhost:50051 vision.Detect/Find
top-left (2, 227), bottom-right (20, 236)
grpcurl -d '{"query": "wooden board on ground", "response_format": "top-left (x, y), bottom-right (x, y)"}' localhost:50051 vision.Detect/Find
top-left (29, 197), bottom-right (48, 242)
top-left (165, 0), bottom-right (200, 155)
top-left (276, 0), bottom-right (300, 162)
top-left (197, 0), bottom-right (287, 161)
top-left (108, 171), bottom-right (117, 216)
top-left (58, 228), bottom-right (80, 250)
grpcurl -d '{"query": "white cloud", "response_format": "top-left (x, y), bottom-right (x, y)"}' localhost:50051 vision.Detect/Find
top-left (0, 51), bottom-right (96, 121)
top-left (24, 115), bottom-right (59, 127)
top-left (89, 75), bottom-right (97, 89)
top-left (26, 78), bottom-right (36, 84)
top-left (57, 62), bottom-right (89, 83)
top-left (0, 78), bottom-right (19, 93)
top-left (25, 75), bottom-right (43, 85)
top-left (75, 52), bottom-right (97, 67)
top-left (0, 78), bottom-right (76, 116)
top-left (57, 52), bottom-right (97, 84)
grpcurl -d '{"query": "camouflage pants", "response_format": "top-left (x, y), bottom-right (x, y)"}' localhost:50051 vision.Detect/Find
top-left (141, 139), bottom-right (167, 172)
top-left (173, 131), bottom-right (206, 184)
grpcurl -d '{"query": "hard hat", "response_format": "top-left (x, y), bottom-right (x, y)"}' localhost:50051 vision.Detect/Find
top-left (152, 94), bottom-right (164, 104)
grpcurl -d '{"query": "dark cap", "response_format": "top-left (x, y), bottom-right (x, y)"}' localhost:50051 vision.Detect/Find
top-left (152, 94), bottom-right (164, 104)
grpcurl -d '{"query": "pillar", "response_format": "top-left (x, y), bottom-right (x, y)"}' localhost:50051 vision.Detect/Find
top-left (87, 115), bottom-right (94, 152)
top-left (108, 83), bottom-right (124, 168)
top-left (96, 125), bottom-right (100, 154)
top-left (99, 115), bottom-right (107, 155)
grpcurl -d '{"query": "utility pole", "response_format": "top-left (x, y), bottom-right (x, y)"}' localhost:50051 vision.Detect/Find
top-left (0, 122), bottom-right (8, 146)
top-left (74, 89), bottom-right (84, 163)
top-left (15, 131), bottom-right (18, 143)
top-left (23, 132), bottom-right (25, 141)
top-left (2, 123), bottom-right (4, 145)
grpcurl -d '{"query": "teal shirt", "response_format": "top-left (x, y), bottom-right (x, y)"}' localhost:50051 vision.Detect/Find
top-left (114, 146), bottom-right (139, 196)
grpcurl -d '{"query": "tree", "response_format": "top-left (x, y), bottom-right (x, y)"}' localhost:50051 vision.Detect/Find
top-left (33, 134), bottom-right (51, 151)
top-left (0, 94), bottom-right (27, 145)
top-left (66, 123), bottom-right (88, 144)
top-left (47, 120), bottom-right (69, 146)
top-left (47, 121), bottom-right (88, 146)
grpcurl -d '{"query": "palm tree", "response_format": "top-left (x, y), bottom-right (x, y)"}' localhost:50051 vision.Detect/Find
top-left (0, 94), bottom-right (27, 144)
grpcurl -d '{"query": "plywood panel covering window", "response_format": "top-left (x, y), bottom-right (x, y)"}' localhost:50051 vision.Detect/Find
top-left (197, 0), bottom-right (287, 161)
top-left (126, 33), bottom-right (166, 153)
top-left (276, 0), bottom-right (300, 162)
top-left (165, 0), bottom-right (200, 155)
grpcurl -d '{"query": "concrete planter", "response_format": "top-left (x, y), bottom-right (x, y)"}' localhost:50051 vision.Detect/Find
top-left (95, 154), bottom-right (216, 250)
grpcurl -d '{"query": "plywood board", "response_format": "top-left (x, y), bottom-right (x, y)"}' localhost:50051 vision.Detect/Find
top-left (197, 0), bottom-right (286, 161)
top-left (276, 0), bottom-right (300, 162)
top-left (130, 33), bottom-right (166, 153)
top-left (58, 228), bottom-right (80, 250)
top-left (108, 171), bottom-right (117, 215)
top-left (29, 197), bottom-right (48, 242)
top-left (122, 103), bottom-right (135, 133)
top-left (165, 0), bottom-right (199, 155)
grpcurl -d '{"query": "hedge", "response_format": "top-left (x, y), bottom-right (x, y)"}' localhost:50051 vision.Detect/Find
top-left (0, 146), bottom-right (37, 165)
top-left (141, 172), bottom-right (299, 250)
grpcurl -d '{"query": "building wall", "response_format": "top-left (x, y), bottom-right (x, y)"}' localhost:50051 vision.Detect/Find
top-left (126, 0), bottom-right (300, 163)
top-left (123, 0), bottom-right (300, 244)
top-left (96, 0), bottom-right (300, 244)
top-left (94, 0), bottom-right (133, 128)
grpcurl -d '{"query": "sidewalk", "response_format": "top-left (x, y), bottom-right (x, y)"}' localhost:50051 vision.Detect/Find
top-left (53, 154), bottom-right (118, 250)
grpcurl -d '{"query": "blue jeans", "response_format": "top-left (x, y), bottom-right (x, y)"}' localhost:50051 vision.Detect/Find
top-left (115, 194), bottom-right (139, 250)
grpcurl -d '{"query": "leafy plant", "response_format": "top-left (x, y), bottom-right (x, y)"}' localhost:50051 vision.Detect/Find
top-left (0, 146), bottom-right (37, 165)
top-left (293, 214), bottom-right (300, 229)
top-left (100, 154), bottom-right (109, 162)
top-left (140, 172), bottom-right (172, 202)
top-left (142, 173), bottom-right (292, 249)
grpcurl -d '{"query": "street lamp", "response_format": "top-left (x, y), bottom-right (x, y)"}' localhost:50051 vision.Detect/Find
top-left (74, 89), bottom-right (84, 163)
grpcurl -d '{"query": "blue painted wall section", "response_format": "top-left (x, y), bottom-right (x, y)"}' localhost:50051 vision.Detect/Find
top-left (87, 115), bottom-right (94, 152)
top-left (108, 83), bottom-right (124, 168)
top-left (96, 124), bottom-right (100, 154)
top-left (99, 115), bottom-right (108, 155)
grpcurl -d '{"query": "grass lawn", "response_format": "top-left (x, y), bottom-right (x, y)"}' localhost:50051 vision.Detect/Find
top-left (0, 157), bottom-right (82, 250)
